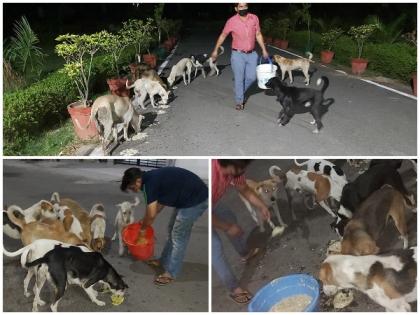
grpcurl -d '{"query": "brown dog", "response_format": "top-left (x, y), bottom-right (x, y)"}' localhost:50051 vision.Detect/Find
top-left (341, 185), bottom-right (409, 256)
top-left (7, 202), bottom-right (85, 247)
top-left (273, 52), bottom-right (314, 85)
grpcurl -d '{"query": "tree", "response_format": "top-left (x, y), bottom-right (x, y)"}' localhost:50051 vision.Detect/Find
top-left (348, 24), bottom-right (379, 59)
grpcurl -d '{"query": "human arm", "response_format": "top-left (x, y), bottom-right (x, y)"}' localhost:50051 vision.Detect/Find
top-left (139, 201), bottom-right (164, 232)
top-left (211, 32), bottom-right (228, 61)
top-left (236, 183), bottom-right (271, 220)
top-left (256, 31), bottom-right (269, 59)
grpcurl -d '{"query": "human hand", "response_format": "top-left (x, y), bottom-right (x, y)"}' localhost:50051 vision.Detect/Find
top-left (211, 49), bottom-right (218, 61)
top-left (260, 206), bottom-right (271, 221)
top-left (262, 50), bottom-right (269, 60)
top-left (226, 224), bottom-right (244, 238)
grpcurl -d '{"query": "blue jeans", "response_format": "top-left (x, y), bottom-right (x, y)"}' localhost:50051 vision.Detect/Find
top-left (212, 205), bottom-right (247, 291)
top-left (231, 50), bottom-right (258, 104)
top-left (160, 199), bottom-right (208, 278)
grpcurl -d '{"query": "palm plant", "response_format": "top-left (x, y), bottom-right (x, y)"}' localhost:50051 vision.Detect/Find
top-left (294, 4), bottom-right (313, 52)
top-left (4, 16), bottom-right (46, 79)
top-left (364, 14), bottom-right (407, 44)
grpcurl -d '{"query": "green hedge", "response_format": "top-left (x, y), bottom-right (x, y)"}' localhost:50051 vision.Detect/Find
top-left (287, 31), bottom-right (416, 82)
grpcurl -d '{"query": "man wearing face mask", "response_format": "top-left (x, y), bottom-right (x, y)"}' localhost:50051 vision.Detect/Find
top-left (211, 3), bottom-right (269, 111)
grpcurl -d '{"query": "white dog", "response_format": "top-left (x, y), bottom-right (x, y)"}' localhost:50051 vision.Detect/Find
top-left (55, 205), bottom-right (85, 242)
top-left (112, 197), bottom-right (140, 256)
top-left (126, 78), bottom-right (170, 109)
top-left (167, 57), bottom-right (194, 87)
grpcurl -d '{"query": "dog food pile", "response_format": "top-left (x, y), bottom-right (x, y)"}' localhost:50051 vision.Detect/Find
top-left (269, 294), bottom-right (312, 312)
top-left (136, 236), bottom-right (149, 245)
top-left (111, 294), bottom-right (125, 306)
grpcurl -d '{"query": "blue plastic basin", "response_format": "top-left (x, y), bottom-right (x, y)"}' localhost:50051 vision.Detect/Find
top-left (248, 273), bottom-right (320, 312)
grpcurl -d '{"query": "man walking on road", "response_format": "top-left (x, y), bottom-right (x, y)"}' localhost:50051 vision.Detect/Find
top-left (212, 159), bottom-right (270, 304)
top-left (211, 3), bottom-right (269, 110)
top-left (121, 166), bottom-right (208, 286)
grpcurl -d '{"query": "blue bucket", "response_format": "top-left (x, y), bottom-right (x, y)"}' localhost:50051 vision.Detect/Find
top-left (248, 274), bottom-right (320, 312)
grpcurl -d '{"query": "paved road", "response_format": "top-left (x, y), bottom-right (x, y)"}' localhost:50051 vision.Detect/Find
top-left (114, 31), bottom-right (416, 156)
top-left (3, 160), bottom-right (208, 312)
top-left (211, 159), bottom-right (417, 312)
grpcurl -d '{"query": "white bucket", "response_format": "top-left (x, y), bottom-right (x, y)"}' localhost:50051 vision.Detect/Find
top-left (256, 62), bottom-right (278, 89)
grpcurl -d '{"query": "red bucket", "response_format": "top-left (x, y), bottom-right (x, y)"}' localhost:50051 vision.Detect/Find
top-left (122, 223), bottom-right (154, 260)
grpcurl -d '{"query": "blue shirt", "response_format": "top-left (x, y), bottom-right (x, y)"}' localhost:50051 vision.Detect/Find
top-left (141, 167), bottom-right (208, 208)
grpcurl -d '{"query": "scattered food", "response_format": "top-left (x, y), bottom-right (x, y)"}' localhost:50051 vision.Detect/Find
top-left (111, 294), bottom-right (125, 306)
top-left (157, 110), bottom-right (167, 115)
top-left (159, 105), bottom-right (170, 109)
top-left (269, 294), bottom-right (312, 312)
top-left (119, 148), bottom-right (139, 156)
top-left (130, 132), bottom-right (148, 141)
top-left (327, 240), bottom-right (342, 256)
top-left (333, 290), bottom-right (354, 309)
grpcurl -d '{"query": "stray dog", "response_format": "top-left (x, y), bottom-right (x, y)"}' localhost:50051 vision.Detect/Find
top-left (167, 57), bottom-right (194, 87)
top-left (6, 200), bottom-right (58, 225)
top-left (26, 244), bottom-right (128, 312)
top-left (55, 205), bottom-right (86, 242)
top-left (190, 46), bottom-right (224, 78)
top-left (319, 247), bottom-right (417, 312)
top-left (239, 165), bottom-right (287, 231)
top-left (266, 76), bottom-right (330, 133)
top-left (294, 159), bottom-right (347, 187)
top-left (3, 239), bottom-right (91, 309)
top-left (89, 204), bottom-right (107, 252)
top-left (341, 185), bottom-right (409, 256)
top-left (273, 52), bottom-right (314, 85)
top-left (3, 209), bottom-right (23, 239)
top-left (140, 69), bottom-right (169, 91)
top-left (112, 197), bottom-right (139, 256)
top-left (126, 78), bottom-right (170, 109)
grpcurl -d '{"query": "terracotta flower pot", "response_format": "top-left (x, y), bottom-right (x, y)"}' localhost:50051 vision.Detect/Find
top-left (67, 101), bottom-right (98, 140)
top-left (129, 63), bottom-right (139, 80)
top-left (106, 78), bottom-right (130, 97)
top-left (265, 36), bottom-right (273, 45)
top-left (274, 39), bottom-right (289, 49)
top-left (412, 72), bottom-right (417, 96)
top-left (351, 58), bottom-right (368, 75)
top-left (143, 54), bottom-right (157, 68)
top-left (321, 50), bottom-right (335, 64)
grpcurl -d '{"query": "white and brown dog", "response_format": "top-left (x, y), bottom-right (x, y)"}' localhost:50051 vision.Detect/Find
top-left (239, 165), bottom-right (287, 231)
top-left (319, 247), bottom-right (417, 312)
top-left (273, 52), bottom-right (314, 85)
top-left (112, 197), bottom-right (140, 256)
top-left (294, 159), bottom-right (347, 187)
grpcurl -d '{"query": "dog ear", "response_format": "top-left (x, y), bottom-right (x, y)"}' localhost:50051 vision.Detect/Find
top-left (62, 215), bottom-right (73, 232)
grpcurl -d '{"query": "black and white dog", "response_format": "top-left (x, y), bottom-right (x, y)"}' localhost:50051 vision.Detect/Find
top-left (294, 159), bottom-right (347, 187)
top-left (265, 76), bottom-right (330, 133)
top-left (26, 244), bottom-right (128, 312)
top-left (190, 46), bottom-right (224, 78)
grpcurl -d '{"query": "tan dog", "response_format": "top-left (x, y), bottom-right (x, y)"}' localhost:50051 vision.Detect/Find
top-left (341, 185), bottom-right (409, 256)
top-left (273, 52), bottom-right (314, 85)
top-left (140, 69), bottom-right (168, 91)
top-left (7, 205), bottom-right (85, 247)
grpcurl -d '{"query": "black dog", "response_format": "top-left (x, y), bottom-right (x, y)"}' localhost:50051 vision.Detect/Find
top-left (265, 76), bottom-right (330, 133)
top-left (331, 163), bottom-right (415, 237)
top-left (27, 245), bottom-right (128, 311)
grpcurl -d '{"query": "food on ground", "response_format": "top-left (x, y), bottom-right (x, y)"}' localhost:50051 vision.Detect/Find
top-left (333, 289), bottom-right (354, 309)
top-left (111, 294), bottom-right (125, 306)
top-left (269, 294), bottom-right (312, 312)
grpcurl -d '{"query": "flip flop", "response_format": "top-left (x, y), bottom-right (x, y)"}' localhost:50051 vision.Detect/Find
top-left (229, 291), bottom-right (253, 305)
top-left (154, 274), bottom-right (174, 286)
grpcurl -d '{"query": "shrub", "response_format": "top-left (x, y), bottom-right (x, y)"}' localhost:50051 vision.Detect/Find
top-left (348, 24), bottom-right (379, 58)
top-left (321, 28), bottom-right (344, 51)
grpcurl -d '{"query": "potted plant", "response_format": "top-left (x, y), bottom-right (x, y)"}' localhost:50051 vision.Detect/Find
top-left (348, 24), bottom-right (378, 75)
top-left (320, 28), bottom-right (343, 64)
top-left (261, 17), bottom-right (275, 45)
top-left (55, 32), bottom-right (106, 140)
top-left (273, 18), bottom-right (290, 49)
top-left (101, 30), bottom-right (131, 96)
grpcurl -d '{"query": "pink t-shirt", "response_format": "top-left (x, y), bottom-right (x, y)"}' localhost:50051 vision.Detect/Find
top-left (212, 160), bottom-right (246, 206)
top-left (222, 13), bottom-right (261, 51)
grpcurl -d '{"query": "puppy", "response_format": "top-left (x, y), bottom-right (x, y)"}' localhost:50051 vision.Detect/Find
top-left (55, 205), bottom-right (86, 242)
top-left (126, 78), bottom-right (170, 109)
top-left (273, 52), bottom-right (314, 85)
top-left (190, 46), bottom-right (224, 78)
top-left (112, 197), bottom-right (139, 256)
top-left (89, 204), bottom-right (107, 252)
top-left (341, 185), bottom-right (409, 256)
top-left (239, 165), bottom-right (287, 230)
top-left (3, 239), bottom-right (91, 308)
top-left (26, 244), bottom-right (128, 312)
top-left (167, 57), bottom-right (194, 87)
top-left (294, 159), bottom-right (347, 187)
top-left (319, 248), bottom-right (417, 312)
top-left (266, 76), bottom-right (330, 133)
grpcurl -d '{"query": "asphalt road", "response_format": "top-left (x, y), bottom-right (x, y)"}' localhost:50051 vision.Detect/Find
top-left (211, 159), bottom-right (417, 312)
top-left (3, 160), bottom-right (208, 312)
top-left (114, 31), bottom-right (416, 156)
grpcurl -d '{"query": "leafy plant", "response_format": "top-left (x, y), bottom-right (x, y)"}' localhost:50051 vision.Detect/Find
top-left (121, 18), bottom-right (155, 57)
top-left (348, 24), bottom-right (379, 59)
top-left (4, 16), bottom-right (46, 79)
top-left (321, 28), bottom-right (344, 51)
top-left (3, 59), bottom-right (25, 91)
top-left (402, 29), bottom-right (417, 46)
top-left (154, 3), bottom-right (165, 43)
top-left (55, 31), bottom-right (107, 106)
top-left (261, 17), bottom-right (275, 38)
top-left (101, 30), bottom-right (131, 78)
top-left (295, 4), bottom-right (313, 51)
top-left (274, 18), bottom-right (291, 40)
top-left (364, 14), bottom-right (407, 44)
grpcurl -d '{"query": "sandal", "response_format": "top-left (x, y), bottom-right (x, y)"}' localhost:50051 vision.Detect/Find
top-left (229, 291), bottom-right (253, 305)
top-left (154, 274), bottom-right (174, 286)
top-left (235, 103), bottom-right (244, 110)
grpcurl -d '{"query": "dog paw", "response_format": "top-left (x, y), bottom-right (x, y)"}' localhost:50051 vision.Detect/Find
top-left (309, 119), bottom-right (316, 125)
top-left (38, 300), bottom-right (46, 306)
top-left (24, 291), bottom-right (32, 298)
top-left (312, 128), bottom-right (320, 134)
top-left (95, 300), bottom-right (106, 307)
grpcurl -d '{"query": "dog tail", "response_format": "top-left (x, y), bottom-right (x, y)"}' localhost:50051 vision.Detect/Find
top-left (3, 243), bottom-right (32, 257)
top-left (126, 80), bottom-right (136, 90)
top-left (269, 165), bottom-right (283, 179)
top-left (51, 192), bottom-right (61, 204)
top-left (25, 255), bottom-right (48, 268)
top-left (317, 76), bottom-right (330, 95)
top-left (294, 159), bottom-right (309, 167)
top-left (218, 46), bottom-right (225, 56)
top-left (7, 205), bottom-right (26, 229)
top-left (305, 52), bottom-right (314, 62)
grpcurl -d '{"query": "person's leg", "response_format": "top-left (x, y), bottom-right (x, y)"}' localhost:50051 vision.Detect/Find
top-left (244, 51), bottom-right (258, 95)
top-left (160, 200), bottom-right (208, 279)
top-left (231, 51), bottom-right (246, 105)
top-left (159, 208), bottom-right (178, 266)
